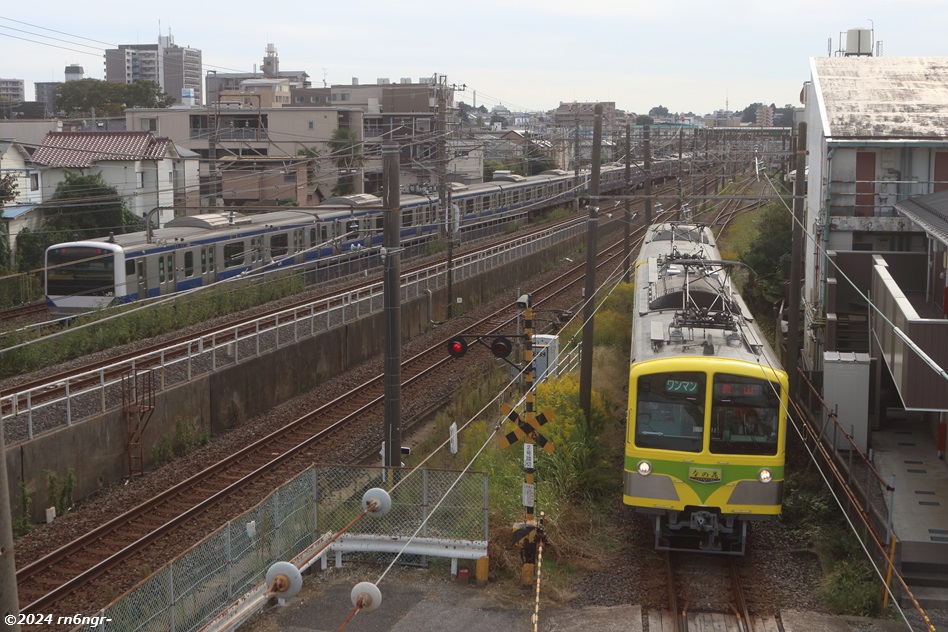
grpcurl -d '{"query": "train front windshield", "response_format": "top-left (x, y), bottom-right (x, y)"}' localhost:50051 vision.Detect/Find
top-left (634, 371), bottom-right (781, 456)
top-left (635, 372), bottom-right (705, 453)
top-left (47, 246), bottom-right (116, 297)
top-left (708, 374), bottom-right (780, 456)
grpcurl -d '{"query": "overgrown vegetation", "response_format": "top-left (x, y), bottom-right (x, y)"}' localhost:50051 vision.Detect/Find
top-left (151, 414), bottom-right (210, 467)
top-left (45, 468), bottom-right (76, 517)
top-left (0, 273), bottom-right (305, 379)
top-left (13, 480), bottom-right (33, 537)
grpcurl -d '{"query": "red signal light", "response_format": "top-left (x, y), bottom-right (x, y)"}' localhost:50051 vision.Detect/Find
top-left (490, 336), bottom-right (513, 358)
top-left (447, 337), bottom-right (468, 358)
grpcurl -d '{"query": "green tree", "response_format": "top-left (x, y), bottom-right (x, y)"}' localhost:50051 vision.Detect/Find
top-left (740, 102), bottom-right (765, 124)
top-left (15, 172), bottom-right (142, 271)
top-left (635, 114), bottom-right (654, 126)
top-left (0, 173), bottom-right (16, 204)
top-left (648, 105), bottom-right (669, 117)
top-left (57, 79), bottom-right (173, 117)
top-left (327, 128), bottom-right (364, 197)
top-left (739, 201), bottom-right (792, 313)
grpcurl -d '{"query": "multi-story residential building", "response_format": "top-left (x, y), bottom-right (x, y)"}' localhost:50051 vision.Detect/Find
top-left (105, 35), bottom-right (202, 105)
top-left (206, 44), bottom-right (309, 105)
top-left (800, 54), bottom-right (948, 442)
top-left (0, 78), bottom-right (25, 102)
top-left (31, 131), bottom-right (201, 225)
top-left (755, 104), bottom-right (775, 127)
top-left (126, 105), bottom-right (363, 205)
top-left (220, 78), bottom-right (292, 108)
top-left (289, 77), bottom-right (461, 190)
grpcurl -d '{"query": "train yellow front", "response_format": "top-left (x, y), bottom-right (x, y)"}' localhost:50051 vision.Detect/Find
top-left (624, 223), bottom-right (788, 554)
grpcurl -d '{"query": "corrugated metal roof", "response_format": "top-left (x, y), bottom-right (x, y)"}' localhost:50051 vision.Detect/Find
top-left (1, 204), bottom-right (40, 219)
top-left (32, 131), bottom-right (172, 168)
top-left (812, 57), bottom-right (948, 139)
top-left (894, 189), bottom-right (948, 245)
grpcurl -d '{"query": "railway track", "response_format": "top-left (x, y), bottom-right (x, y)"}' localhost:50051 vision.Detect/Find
top-left (14, 193), bottom-right (682, 617)
top-left (14, 174), bottom-right (770, 619)
top-left (660, 551), bottom-right (780, 632)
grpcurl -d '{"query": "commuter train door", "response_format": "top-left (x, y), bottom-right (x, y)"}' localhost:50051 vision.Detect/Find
top-left (157, 253), bottom-right (175, 295)
top-left (136, 259), bottom-right (147, 300)
top-left (200, 245), bottom-right (215, 285)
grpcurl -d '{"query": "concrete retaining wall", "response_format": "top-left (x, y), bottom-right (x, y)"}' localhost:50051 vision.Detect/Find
top-left (5, 221), bottom-right (615, 521)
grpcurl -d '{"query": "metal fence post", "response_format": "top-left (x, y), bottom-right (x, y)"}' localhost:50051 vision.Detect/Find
top-left (886, 474), bottom-right (896, 545)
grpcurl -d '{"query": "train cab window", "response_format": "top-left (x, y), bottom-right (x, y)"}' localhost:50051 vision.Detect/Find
top-left (634, 372), bottom-right (705, 452)
top-left (224, 242), bottom-right (245, 268)
top-left (709, 375), bottom-right (780, 456)
top-left (270, 233), bottom-right (289, 258)
top-left (184, 251), bottom-right (194, 277)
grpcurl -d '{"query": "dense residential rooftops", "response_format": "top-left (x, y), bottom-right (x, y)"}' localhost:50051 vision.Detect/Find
top-left (31, 131), bottom-right (174, 167)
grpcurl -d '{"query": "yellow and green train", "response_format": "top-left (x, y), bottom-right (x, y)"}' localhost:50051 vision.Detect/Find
top-left (624, 222), bottom-right (788, 554)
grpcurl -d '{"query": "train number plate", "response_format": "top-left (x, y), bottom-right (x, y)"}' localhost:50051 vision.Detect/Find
top-left (688, 467), bottom-right (722, 484)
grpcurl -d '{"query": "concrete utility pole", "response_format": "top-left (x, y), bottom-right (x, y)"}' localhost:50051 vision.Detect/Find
top-left (573, 123), bottom-right (580, 211)
top-left (436, 74), bottom-right (448, 240)
top-left (644, 124), bottom-right (653, 226)
top-left (382, 143), bottom-right (402, 468)
top-left (787, 122), bottom-right (807, 400)
top-left (1, 419), bottom-right (20, 630)
top-left (579, 104), bottom-right (602, 426)
top-left (623, 123), bottom-right (632, 283)
top-left (677, 127), bottom-right (684, 219)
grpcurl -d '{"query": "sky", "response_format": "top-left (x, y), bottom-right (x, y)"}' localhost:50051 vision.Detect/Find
top-left (2, 1), bottom-right (948, 117)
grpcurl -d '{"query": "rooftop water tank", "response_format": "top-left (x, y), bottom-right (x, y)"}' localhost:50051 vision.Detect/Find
top-left (845, 28), bottom-right (873, 56)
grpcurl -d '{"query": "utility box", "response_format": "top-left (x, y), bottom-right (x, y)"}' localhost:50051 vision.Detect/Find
top-left (823, 351), bottom-right (871, 453)
top-left (533, 335), bottom-right (558, 382)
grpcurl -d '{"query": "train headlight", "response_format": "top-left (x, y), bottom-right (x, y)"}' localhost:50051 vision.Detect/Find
top-left (758, 468), bottom-right (773, 484)
top-left (637, 461), bottom-right (652, 476)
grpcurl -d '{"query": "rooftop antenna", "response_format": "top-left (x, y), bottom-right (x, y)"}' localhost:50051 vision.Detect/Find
top-left (322, 68), bottom-right (328, 87)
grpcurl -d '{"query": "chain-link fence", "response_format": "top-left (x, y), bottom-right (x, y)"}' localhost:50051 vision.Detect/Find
top-left (95, 465), bottom-right (488, 632)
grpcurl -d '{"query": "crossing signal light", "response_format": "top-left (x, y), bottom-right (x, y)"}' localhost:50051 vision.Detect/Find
top-left (447, 337), bottom-right (468, 358)
top-left (490, 336), bottom-right (513, 358)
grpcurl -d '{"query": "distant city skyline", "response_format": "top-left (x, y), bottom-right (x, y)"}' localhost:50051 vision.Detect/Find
top-left (3, 2), bottom-right (948, 117)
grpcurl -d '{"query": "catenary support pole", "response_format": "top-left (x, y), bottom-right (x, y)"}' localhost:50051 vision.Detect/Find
top-left (383, 143), bottom-right (402, 468)
top-left (579, 104), bottom-right (602, 426)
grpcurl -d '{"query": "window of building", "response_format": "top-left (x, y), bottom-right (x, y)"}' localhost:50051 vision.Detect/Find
top-left (140, 118), bottom-right (157, 132)
top-left (30, 173), bottom-right (39, 191)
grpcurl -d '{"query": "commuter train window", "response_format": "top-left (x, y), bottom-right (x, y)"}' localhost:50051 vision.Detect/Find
top-left (634, 372), bottom-right (705, 453)
top-left (158, 257), bottom-right (165, 283)
top-left (320, 225), bottom-right (329, 243)
top-left (208, 247), bottom-right (215, 270)
top-left (270, 233), bottom-right (289, 257)
top-left (184, 251), bottom-right (194, 277)
top-left (224, 242), bottom-right (245, 268)
top-left (125, 259), bottom-right (135, 277)
top-left (166, 255), bottom-right (173, 281)
top-left (201, 248), bottom-right (207, 274)
top-left (310, 227), bottom-right (317, 247)
top-left (375, 216), bottom-right (383, 232)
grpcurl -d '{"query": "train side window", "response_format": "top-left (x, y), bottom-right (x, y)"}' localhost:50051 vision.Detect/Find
top-left (167, 255), bottom-right (173, 281)
top-left (320, 224), bottom-right (329, 243)
top-left (271, 233), bottom-right (289, 257)
top-left (310, 227), bottom-right (317, 247)
top-left (158, 257), bottom-right (165, 283)
top-left (184, 251), bottom-right (194, 277)
top-left (126, 259), bottom-right (135, 277)
top-left (375, 215), bottom-right (383, 231)
top-left (201, 248), bottom-right (207, 274)
top-left (224, 242), bottom-right (245, 268)
top-left (208, 247), bottom-right (215, 270)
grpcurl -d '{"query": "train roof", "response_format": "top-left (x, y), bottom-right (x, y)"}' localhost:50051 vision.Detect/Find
top-left (632, 222), bottom-right (783, 372)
